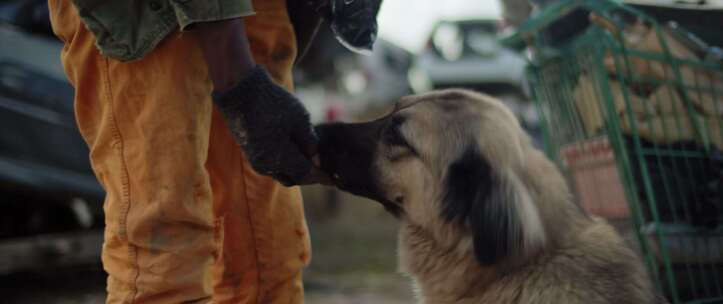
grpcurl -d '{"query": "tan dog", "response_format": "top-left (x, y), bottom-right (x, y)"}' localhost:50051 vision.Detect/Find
top-left (316, 89), bottom-right (659, 304)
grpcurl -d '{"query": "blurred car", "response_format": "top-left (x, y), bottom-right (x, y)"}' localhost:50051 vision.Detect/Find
top-left (295, 30), bottom-right (413, 121)
top-left (408, 19), bottom-right (527, 97)
top-left (336, 39), bottom-right (413, 109)
top-left (0, 25), bottom-right (102, 205)
top-left (1, 0), bottom-right (104, 274)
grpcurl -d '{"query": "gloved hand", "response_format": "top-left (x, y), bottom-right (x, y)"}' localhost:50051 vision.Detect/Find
top-left (212, 65), bottom-right (327, 186)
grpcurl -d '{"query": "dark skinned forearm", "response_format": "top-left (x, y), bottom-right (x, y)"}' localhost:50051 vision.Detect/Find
top-left (195, 19), bottom-right (256, 93)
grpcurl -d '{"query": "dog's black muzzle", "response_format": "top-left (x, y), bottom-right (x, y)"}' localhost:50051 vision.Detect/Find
top-left (315, 121), bottom-right (403, 216)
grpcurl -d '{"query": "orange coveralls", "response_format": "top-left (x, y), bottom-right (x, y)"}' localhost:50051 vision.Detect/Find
top-left (48, 0), bottom-right (311, 302)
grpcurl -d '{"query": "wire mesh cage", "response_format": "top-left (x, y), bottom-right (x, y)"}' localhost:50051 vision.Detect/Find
top-left (504, 0), bottom-right (723, 303)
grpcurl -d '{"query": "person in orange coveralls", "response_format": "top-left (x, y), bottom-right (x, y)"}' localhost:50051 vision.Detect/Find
top-left (47, 0), bottom-right (381, 302)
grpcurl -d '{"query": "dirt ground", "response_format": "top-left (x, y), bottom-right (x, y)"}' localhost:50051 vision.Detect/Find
top-left (0, 185), bottom-right (415, 303)
top-left (302, 185), bottom-right (415, 304)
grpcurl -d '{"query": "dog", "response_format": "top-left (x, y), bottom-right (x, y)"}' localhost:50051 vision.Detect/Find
top-left (315, 89), bottom-right (658, 304)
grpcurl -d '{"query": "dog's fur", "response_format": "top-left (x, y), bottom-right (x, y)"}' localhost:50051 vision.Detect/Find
top-left (315, 89), bottom-right (657, 304)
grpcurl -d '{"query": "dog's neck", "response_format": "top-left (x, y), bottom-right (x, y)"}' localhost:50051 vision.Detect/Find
top-left (397, 194), bottom-right (585, 303)
top-left (398, 222), bottom-right (500, 303)
top-left (399, 216), bottom-right (652, 304)
top-left (398, 215), bottom-right (590, 304)
top-left (397, 150), bottom-right (592, 303)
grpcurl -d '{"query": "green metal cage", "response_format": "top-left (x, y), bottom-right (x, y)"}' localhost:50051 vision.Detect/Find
top-left (503, 0), bottom-right (723, 303)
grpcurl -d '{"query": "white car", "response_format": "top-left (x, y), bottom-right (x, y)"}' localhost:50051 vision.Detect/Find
top-left (408, 19), bottom-right (527, 98)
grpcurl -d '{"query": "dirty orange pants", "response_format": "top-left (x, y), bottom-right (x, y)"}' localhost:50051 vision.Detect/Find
top-left (48, 0), bottom-right (311, 303)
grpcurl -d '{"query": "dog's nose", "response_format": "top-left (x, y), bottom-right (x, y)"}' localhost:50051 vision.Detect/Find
top-left (314, 121), bottom-right (381, 190)
top-left (314, 123), bottom-right (344, 177)
top-left (315, 121), bottom-right (381, 168)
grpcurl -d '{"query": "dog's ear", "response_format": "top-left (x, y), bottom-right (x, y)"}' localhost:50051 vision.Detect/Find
top-left (442, 148), bottom-right (545, 266)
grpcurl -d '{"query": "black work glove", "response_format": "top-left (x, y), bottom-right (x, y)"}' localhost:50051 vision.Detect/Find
top-left (212, 65), bottom-right (325, 186)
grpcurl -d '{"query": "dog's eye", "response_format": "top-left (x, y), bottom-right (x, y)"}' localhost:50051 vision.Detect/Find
top-left (383, 116), bottom-right (419, 160)
top-left (383, 116), bottom-right (408, 147)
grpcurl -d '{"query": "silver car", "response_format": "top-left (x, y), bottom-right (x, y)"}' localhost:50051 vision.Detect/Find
top-left (408, 19), bottom-right (527, 97)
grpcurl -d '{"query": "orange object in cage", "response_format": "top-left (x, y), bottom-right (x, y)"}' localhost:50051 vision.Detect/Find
top-left (560, 138), bottom-right (631, 219)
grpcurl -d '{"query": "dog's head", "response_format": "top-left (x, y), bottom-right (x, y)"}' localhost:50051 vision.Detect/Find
top-left (316, 89), bottom-right (550, 266)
